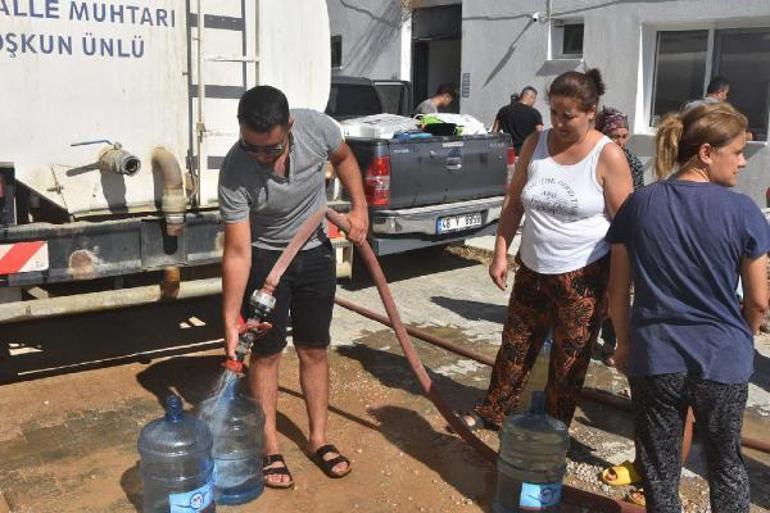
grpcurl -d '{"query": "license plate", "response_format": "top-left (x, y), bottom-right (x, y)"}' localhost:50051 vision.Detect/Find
top-left (436, 212), bottom-right (483, 234)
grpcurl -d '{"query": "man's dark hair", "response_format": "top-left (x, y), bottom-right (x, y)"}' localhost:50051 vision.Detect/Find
top-left (237, 85), bottom-right (290, 132)
top-left (435, 83), bottom-right (456, 99)
top-left (521, 85), bottom-right (538, 97)
top-left (706, 76), bottom-right (730, 95)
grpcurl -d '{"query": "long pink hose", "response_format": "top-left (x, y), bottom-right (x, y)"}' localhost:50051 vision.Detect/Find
top-left (250, 206), bottom-right (647, 511)
top-left (322, 208), bottom-right (647, 513)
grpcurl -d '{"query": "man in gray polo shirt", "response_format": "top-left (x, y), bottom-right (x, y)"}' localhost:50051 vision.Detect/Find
top-left (219, 85), bottom-right (368, 488)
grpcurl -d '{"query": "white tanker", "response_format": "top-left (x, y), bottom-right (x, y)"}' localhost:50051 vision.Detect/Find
top-left (0, 0), bottom-right (337, 320)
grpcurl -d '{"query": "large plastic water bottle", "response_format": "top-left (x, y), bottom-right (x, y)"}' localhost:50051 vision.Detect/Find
top-left (199, 377), bottom-right (265, 505)
top-left (138, 394), bottom-right (215, 513)
top-left (493, 391), bottom-right (569, 513)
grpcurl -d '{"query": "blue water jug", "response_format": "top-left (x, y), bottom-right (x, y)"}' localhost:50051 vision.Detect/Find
top-left (493, 391), bottom-right (569, 513)
top-left (138, 394), bottom-right (215, 513)
top-left (199, 377), bottom-right (265, 505)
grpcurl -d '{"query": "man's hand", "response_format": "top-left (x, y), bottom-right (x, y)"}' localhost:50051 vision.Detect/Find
top-left (224, 324), bottom-right (241, 359)
top-left (345, 207), bottom-right (369, 245)
top-left (224, 321), bottom-right (273, 359)
top-left (488, 255), bottom-right (509, 291)
top-left (330, 141), bottom-right (369, 244)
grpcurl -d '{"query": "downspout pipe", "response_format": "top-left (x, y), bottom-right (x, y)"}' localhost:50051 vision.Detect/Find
top-left (152, 148), bottom-right (188, 237)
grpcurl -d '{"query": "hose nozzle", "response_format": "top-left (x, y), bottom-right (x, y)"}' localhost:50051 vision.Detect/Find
top-left (223, 358), bottom-right (244, 374)
top-left (223, 288), bottom-right (276, 371)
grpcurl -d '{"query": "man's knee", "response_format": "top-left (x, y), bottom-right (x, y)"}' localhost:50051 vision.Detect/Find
top-left (251, 351), bottom-right (282, 368)
top-left (296, 346), bottom-right (328, 365)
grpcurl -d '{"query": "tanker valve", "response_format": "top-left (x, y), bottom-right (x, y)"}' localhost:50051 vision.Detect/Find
top-left (99, 143), bottom-right (141, 176)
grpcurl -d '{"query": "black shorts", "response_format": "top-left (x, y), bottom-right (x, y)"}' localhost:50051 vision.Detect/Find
top-left (241, 241), bottom-right (336, 356)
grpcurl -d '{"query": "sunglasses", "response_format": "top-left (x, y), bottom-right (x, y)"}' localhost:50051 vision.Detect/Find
top-left (239, 138), bottom-right (287, 158)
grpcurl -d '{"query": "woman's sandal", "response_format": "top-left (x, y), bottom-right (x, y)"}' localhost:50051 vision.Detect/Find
top-left (600, 460), bottom-right (641, 486)
top-left (310, 444), bottom-right (352, 479)
top-left (451, 411), bottom-right (500, 433)
top-left (262, 454), bottom-right (294, 489)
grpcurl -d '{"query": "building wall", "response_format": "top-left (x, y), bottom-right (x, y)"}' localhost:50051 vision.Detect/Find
top-left (326, 0), bottom-right (408, 80)
top-left (461, 0), bottom-right (770, 204)
top-left (327, 0), bottom-right (770, 204)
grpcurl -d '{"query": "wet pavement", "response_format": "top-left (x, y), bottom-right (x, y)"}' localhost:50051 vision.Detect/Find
top-left (0, 246), bottom-right (768, 512)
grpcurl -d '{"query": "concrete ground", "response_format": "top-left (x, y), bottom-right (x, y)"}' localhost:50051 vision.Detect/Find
top-left (0, 245), bottom-right (768, 512)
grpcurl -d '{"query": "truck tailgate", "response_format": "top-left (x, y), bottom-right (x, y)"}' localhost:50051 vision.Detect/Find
top-left (387, 134), bottom-right (509, 209)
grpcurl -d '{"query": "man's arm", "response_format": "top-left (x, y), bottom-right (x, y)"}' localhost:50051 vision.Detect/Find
top-left (221, 219), bottom-right (252, 358)
top-left (534, 110), bottom-right (544, 131)
top-left (330, 141), bottom-right (369, 244)
top-left (741, 254), bottom-right (769, 334)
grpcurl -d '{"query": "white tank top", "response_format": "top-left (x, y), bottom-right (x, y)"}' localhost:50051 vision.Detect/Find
top-left (519, 129), bottom-right (612, 274)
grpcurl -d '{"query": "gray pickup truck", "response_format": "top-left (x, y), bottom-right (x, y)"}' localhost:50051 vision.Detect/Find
top-left (326, 76), bottom-right (513, 256)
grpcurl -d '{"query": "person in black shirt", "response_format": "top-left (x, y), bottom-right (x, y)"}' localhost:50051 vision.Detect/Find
top-left (492, 86), bottom-right (544, 152)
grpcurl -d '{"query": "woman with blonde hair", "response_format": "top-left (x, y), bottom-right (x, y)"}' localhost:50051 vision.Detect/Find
top-left (459, 68), bottom-right (633, 431)
top-left (607, 102), bottom-right (769, 512)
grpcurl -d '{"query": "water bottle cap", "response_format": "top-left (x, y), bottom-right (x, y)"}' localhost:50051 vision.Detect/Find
top-left (529, 391), bottom-right (546, 415)
top-left (165, 394), bottom-right (183, 422)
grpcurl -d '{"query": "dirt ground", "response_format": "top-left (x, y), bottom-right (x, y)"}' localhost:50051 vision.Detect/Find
top-left (1, 246), bottom-right (769, 513)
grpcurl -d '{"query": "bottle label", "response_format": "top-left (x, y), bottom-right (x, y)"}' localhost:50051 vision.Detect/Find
top-left (169, 478), bottom-right (214, 513)
top-left (518, 481), bottom-right (561, 510)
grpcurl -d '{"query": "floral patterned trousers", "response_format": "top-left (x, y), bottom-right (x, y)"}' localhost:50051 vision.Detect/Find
top-left (475, 254), bottom-right (610, 427)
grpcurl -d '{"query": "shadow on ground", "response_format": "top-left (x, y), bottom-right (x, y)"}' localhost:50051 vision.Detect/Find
top-left (135, 354), bottom-right (228, 408)
top-left (0, 296), bottom-right (223, 385)
top-left (368, 405), bottom-right (495, 511)
top-left (431, 295), bottom-right (507, 324)
top-left (120, 461), bottom-right (142, 513)
top-left (341, 246), bottom-right (480, 291)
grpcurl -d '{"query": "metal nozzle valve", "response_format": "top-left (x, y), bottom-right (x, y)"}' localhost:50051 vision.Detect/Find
top-left (229, 289), bottom-right (276, 363)
top-left (234, 330), bottom-right (256, 362)
top-left (249, 289), bottom-right (276, 319)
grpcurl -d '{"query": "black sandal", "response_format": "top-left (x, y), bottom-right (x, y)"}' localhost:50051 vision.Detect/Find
top-left (262, 454), bottom-right (294, 489)
top-left (310, 444), bottom-right (352, 479)
top-left (451, 411), bottom-right (500, 433)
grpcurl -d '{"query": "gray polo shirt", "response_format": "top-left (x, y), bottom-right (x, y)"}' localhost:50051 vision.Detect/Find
top-left (218, 109), bottom-right (343, 250)
top-left (414, 98), bottom-right (438, 115)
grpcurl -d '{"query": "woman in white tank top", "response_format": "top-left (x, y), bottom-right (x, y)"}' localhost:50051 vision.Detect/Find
top-left (460, 69), bottom-right (633, 431)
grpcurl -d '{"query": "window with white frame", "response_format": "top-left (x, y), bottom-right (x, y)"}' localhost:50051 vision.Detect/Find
top-left (550, 19), bottom-right (584, 59)
top-left (651, 27), bottom-right (770, 141)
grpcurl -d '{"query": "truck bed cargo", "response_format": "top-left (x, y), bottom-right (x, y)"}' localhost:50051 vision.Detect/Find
top-left (327, 76), bottom-right (513, 256)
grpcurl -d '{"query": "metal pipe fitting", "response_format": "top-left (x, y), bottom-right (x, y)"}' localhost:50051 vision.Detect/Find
top-left (151, 147), bottom-right (188, 237)
top-left (160, 266), bottom-right (181, 301)
top-left (98, 143), bottom-right (141, 176)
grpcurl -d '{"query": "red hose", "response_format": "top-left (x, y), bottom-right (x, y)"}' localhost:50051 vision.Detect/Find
top-left (334, 290), bottom-right (770, 457)
top-left (324, 208), bottom-right (646, 512)
top-left (262, 208), bottom-right (327, 295)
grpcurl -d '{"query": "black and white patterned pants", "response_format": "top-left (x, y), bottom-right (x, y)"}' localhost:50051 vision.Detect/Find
top-left (629, 373), bottom-right (749, 513)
